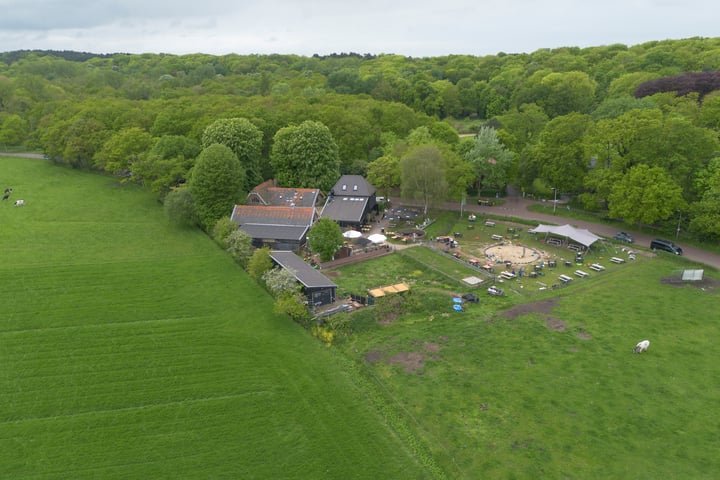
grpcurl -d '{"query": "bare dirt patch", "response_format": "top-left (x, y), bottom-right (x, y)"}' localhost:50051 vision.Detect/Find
top-left (544, 317), bottom-right (566, 331)
top-left (378, 312), bottom-right (399, 325)
top-left (323, 270), bottom-right (341, 278)
top-left (660, 275), bottom-right (719, 292)
top-left (365, 349), bottom-right (383, 364)
top-left (577, 330), bottom-right (593, 339)
top-left (389, 352), bottom-right (425, 373)
top-left (500, 298), bottom-right (560, 320)
top-left (424, 342), bottom-right (441, 353)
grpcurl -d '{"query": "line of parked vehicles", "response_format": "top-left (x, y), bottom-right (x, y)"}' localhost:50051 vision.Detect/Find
top-left (613, 231), bottom-right (682, 255)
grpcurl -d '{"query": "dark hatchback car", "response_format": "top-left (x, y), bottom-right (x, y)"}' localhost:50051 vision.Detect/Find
top-left (614, 231), bottom-right (634, 243)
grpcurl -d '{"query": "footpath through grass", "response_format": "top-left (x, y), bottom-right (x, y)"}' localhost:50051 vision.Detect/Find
top-left (0, 157), bottom-right (434, 479)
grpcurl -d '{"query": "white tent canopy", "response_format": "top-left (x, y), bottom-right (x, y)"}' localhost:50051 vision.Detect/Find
top-left (342, 229), bottom-right (362, 239)
top-left (530, 224), bottom-right (601, 248)
top-left (367, 233), bottom-right (387, 243)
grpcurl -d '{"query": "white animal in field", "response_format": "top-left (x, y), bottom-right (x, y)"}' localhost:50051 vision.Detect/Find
top-left (633, 339), bottom-right (650, 354)
top-left (14, 199), bottom-right (24, 207)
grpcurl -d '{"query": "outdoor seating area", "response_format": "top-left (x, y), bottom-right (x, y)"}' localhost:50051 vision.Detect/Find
top-left (589, 263), bottom-right (605, 271)
top-left (574, 269), bottom-right (589, 278)
top-left (611, 257), bottom-right (625, 264)
top-left (485, 221), bottom-right (496, 227)
top-left (491, 234), bottom-right (503, 241)
top-left (499, 271), bottom-right (516, 280)
top-left (559, 274), bottom-right (573, 284)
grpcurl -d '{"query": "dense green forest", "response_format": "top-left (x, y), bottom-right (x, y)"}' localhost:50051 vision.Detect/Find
top-left (1, 37), bottom-right (720, 239)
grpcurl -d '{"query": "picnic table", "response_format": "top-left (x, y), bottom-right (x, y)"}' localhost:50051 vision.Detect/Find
top-left (574, 270), bottom-right (589, 278)
top-left (589, 263), bottom-right (605, 271)
top-left (610, 257), bottom-right (625, 264)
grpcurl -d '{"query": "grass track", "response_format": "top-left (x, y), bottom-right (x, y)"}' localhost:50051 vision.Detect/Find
top-left (0, 157), bottom-right (433, 479)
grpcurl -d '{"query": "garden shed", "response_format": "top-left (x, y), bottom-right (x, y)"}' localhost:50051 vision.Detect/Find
top-left (270, 251), bottom-right (337, 307)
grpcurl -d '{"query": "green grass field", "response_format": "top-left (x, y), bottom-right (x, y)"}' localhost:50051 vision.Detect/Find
top-left (0, 157), bottom-right (433, 479)
top-left (4, 156), bottom-right (719, 479)
top-left (330, 247), bottom-right (720, 479)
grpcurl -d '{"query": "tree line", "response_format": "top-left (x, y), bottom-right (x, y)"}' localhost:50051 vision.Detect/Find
top-left (1, 37), bottom-right (720, 240)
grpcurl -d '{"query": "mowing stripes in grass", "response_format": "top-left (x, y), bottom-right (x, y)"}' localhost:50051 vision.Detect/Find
top-left (0, 157), bottom-right (434, 479)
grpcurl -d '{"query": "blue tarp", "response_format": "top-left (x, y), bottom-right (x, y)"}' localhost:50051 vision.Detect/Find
top-left (453, 304), bottom-right (463, 312)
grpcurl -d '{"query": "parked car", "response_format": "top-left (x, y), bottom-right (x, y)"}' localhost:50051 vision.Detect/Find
top-left (650, 238), bottom-right (682, 255)
top-left (614, 231), bottom-right (634, 243)
top-left (462, 293), bottom-right (480, 303)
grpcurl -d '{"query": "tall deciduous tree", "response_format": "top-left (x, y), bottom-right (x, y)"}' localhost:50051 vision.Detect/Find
top-left (689, 158), bottom-right (720, 241)
top-left (202, 118), bottom-right (263, 190)
top-left (463, 126), bottom-right (515, 195)
top-left (131, 134), bottom-right (200, 196)
top-left (189, 144), bottom-right (246, 231)
top-left (270, 120), bottom-right (340, 192)
top-left (366, 154), bottom-right (400, 198)
top-left (93, 127), bottom-right (154, 176)
top-left (529, 112), bottom-right (594, 193)
top-left (608, 164), bottom-right (686, 226)
top-left (400, 145), bottom-right (447, 218)
top-left (164, 186), bottom-right (196, 228)
top-left (308, 218), bottom-right (344, 262)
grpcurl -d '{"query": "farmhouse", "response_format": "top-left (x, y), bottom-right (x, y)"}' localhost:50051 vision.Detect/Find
top-left (270, 250), bottom-right (337, 307)
top-left (320, 175), bottom-right (378, 228)
top-left (246, 179), bottom-right (323, 208)
top-left (230, 180), bottom-right (322, 250)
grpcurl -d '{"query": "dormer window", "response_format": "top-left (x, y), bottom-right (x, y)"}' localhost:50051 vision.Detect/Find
top-left (341, 185), bottom-right (347, 191)
top-left (353, 185), bottom-right (358, 191)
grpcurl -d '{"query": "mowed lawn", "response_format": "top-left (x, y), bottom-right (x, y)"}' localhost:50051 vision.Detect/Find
top-left (0, 157), bottom-right (433, 479)
top-left (332, 248), bottom-right (720, 479)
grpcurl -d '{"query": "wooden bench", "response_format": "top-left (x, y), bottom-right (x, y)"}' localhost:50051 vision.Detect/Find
top-left (547, 238), bottom-right (562, 246)
top-left (574, 270), bottom-right (589, 278)
top-left (589, 263), bottom-right (605, 272)
top-left (558, 274), bottom-right (573, 284)
top-left (491, 234), bottom-right (503, 241)
top-left (485, 221), bottom-right (496, 227)
top-left (610, 257), bottom-right (625, 264)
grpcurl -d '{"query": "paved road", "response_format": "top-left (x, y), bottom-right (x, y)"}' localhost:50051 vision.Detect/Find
top-left (389, 195), bottom-right (720, 270)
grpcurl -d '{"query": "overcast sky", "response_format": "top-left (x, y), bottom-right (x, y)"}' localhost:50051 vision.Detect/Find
top-left (0, 0), bottom-right (717, 57)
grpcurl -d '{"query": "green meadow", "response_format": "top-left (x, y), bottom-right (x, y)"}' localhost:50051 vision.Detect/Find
top-left (329, 247), bottom-right (720, 479)
top-left (3, 156), bottom-right (719, 479)
top-left (0, 157), bottom-right (433, 479)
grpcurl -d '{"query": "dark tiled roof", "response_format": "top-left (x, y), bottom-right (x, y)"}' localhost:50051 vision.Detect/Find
top-left (248, 180), bottom-right (320, 207)
top-left (240, 224), bottom-right (309, 241)
top-left (231, 205), bottom-right (315, 227)
top-left (330, 175), bottom-right (376, 197)
top-left (270, 251), bottom-right (337, 289)
top-left (320, 196), bottom-right (368, 223)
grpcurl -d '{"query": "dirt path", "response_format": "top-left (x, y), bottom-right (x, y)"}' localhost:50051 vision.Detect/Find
top-left (390, 195), bottom-right (720, 270)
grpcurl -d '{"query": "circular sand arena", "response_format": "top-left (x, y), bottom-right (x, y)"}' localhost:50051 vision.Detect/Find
top-left (484, 243), bottom-right (541, 265)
